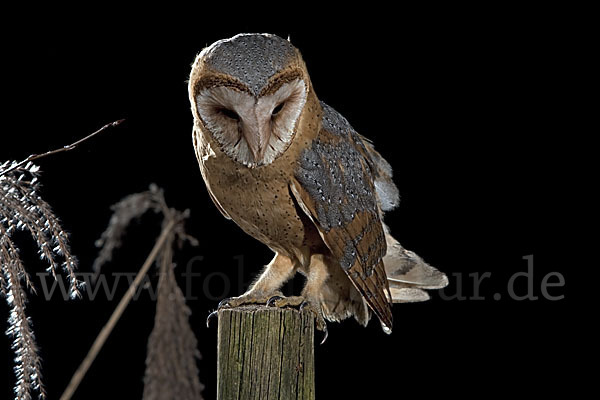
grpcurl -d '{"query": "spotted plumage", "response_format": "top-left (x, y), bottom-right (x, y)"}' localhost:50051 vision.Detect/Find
top-left (189, 33), bottom-right (447, 336)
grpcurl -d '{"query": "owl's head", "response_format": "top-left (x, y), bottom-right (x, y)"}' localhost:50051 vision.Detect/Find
top-left (189, 33), bottom-right (311, 168)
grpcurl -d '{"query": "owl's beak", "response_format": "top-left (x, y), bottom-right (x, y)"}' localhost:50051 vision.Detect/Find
top-left (244, 121), bottom-right (271, 164)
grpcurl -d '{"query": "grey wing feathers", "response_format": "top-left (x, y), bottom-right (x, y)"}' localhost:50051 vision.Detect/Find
top-left (352, 119), bottom-right (446, 301)
top-left (293, 102), bottom-right (394, 331)
top-left (319, 101), bottom-right (399, 213)
top-left (317, 102), bottom-right (446, 305)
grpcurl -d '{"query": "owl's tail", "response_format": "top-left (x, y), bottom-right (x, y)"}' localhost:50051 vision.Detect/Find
top-left (382, 226), bottom-right (448, 303)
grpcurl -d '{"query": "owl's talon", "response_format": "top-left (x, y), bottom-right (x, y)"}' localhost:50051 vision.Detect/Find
top-left (218, 298), bottom-right (233, 309)
top-left (319, 324), bottom-right (329, 345)
top-left (299, 301), bottom-right (309, 312)
top-left (267, 295), bottom-right (283, 307)
top-left (207, 297), bottom-right (236, 327)
top-left (206, 310), bottom-right (219, 328)
top-left (299, 301), bottom-right (328, 343)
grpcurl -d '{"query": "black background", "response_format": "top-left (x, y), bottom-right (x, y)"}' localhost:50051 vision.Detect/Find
top-left (1, 9), bottom-right (577, 400)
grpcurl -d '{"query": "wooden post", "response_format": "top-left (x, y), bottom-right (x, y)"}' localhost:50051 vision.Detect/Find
top-left (216, 305), bottom-right (315, 400)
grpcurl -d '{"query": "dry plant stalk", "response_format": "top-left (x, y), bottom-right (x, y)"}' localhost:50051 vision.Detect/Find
top-left (143, 225), bottom-right (204, 400)
top-left (0, 120), bottom-right (122, 400)
top-left (60, 185), bottom-right (203, 400)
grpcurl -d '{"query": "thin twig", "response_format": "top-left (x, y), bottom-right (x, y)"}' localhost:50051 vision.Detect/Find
top-left (59, 218), bottom-right (177, 400)
top-left (0, 119), bottom-right (124, 178)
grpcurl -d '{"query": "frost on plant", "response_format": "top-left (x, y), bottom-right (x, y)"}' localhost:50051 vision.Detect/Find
top-left (0, 161), bottom-right (82, 400)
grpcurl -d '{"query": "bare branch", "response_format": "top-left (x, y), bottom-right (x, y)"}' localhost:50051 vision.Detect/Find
top-left (0, 119), bottom-right (124, 178)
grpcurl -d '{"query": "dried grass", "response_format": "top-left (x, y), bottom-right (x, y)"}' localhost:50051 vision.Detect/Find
top-left (1, 161), bottom-right (82, 400)
top-left (60, 185), bottom-right (203, 400)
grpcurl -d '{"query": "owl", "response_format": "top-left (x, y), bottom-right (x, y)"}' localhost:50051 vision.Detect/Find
top-left (189, 34), bottom-right (447, 339)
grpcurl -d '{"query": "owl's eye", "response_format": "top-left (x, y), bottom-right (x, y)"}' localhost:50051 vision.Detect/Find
top-left (272, 102), bottom-right (285, 116)
top-left (219, 108), bottom-right (240, 121)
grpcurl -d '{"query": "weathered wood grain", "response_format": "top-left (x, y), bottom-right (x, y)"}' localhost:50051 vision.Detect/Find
top-left (217, 305), bottom-right (315, 400)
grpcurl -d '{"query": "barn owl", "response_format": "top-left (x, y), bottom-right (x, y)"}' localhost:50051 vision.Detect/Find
top-left (189, 33), bottom-right (447, 339)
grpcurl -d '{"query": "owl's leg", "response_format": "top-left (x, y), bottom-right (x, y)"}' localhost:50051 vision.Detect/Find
top-left (267, 254), bottom-right (329, 342)
top-left (214, 253), bottom-right (296, 309)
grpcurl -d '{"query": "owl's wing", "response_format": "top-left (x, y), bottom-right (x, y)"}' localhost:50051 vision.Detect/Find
top-left (290, 103), bottom-right (394, 332)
